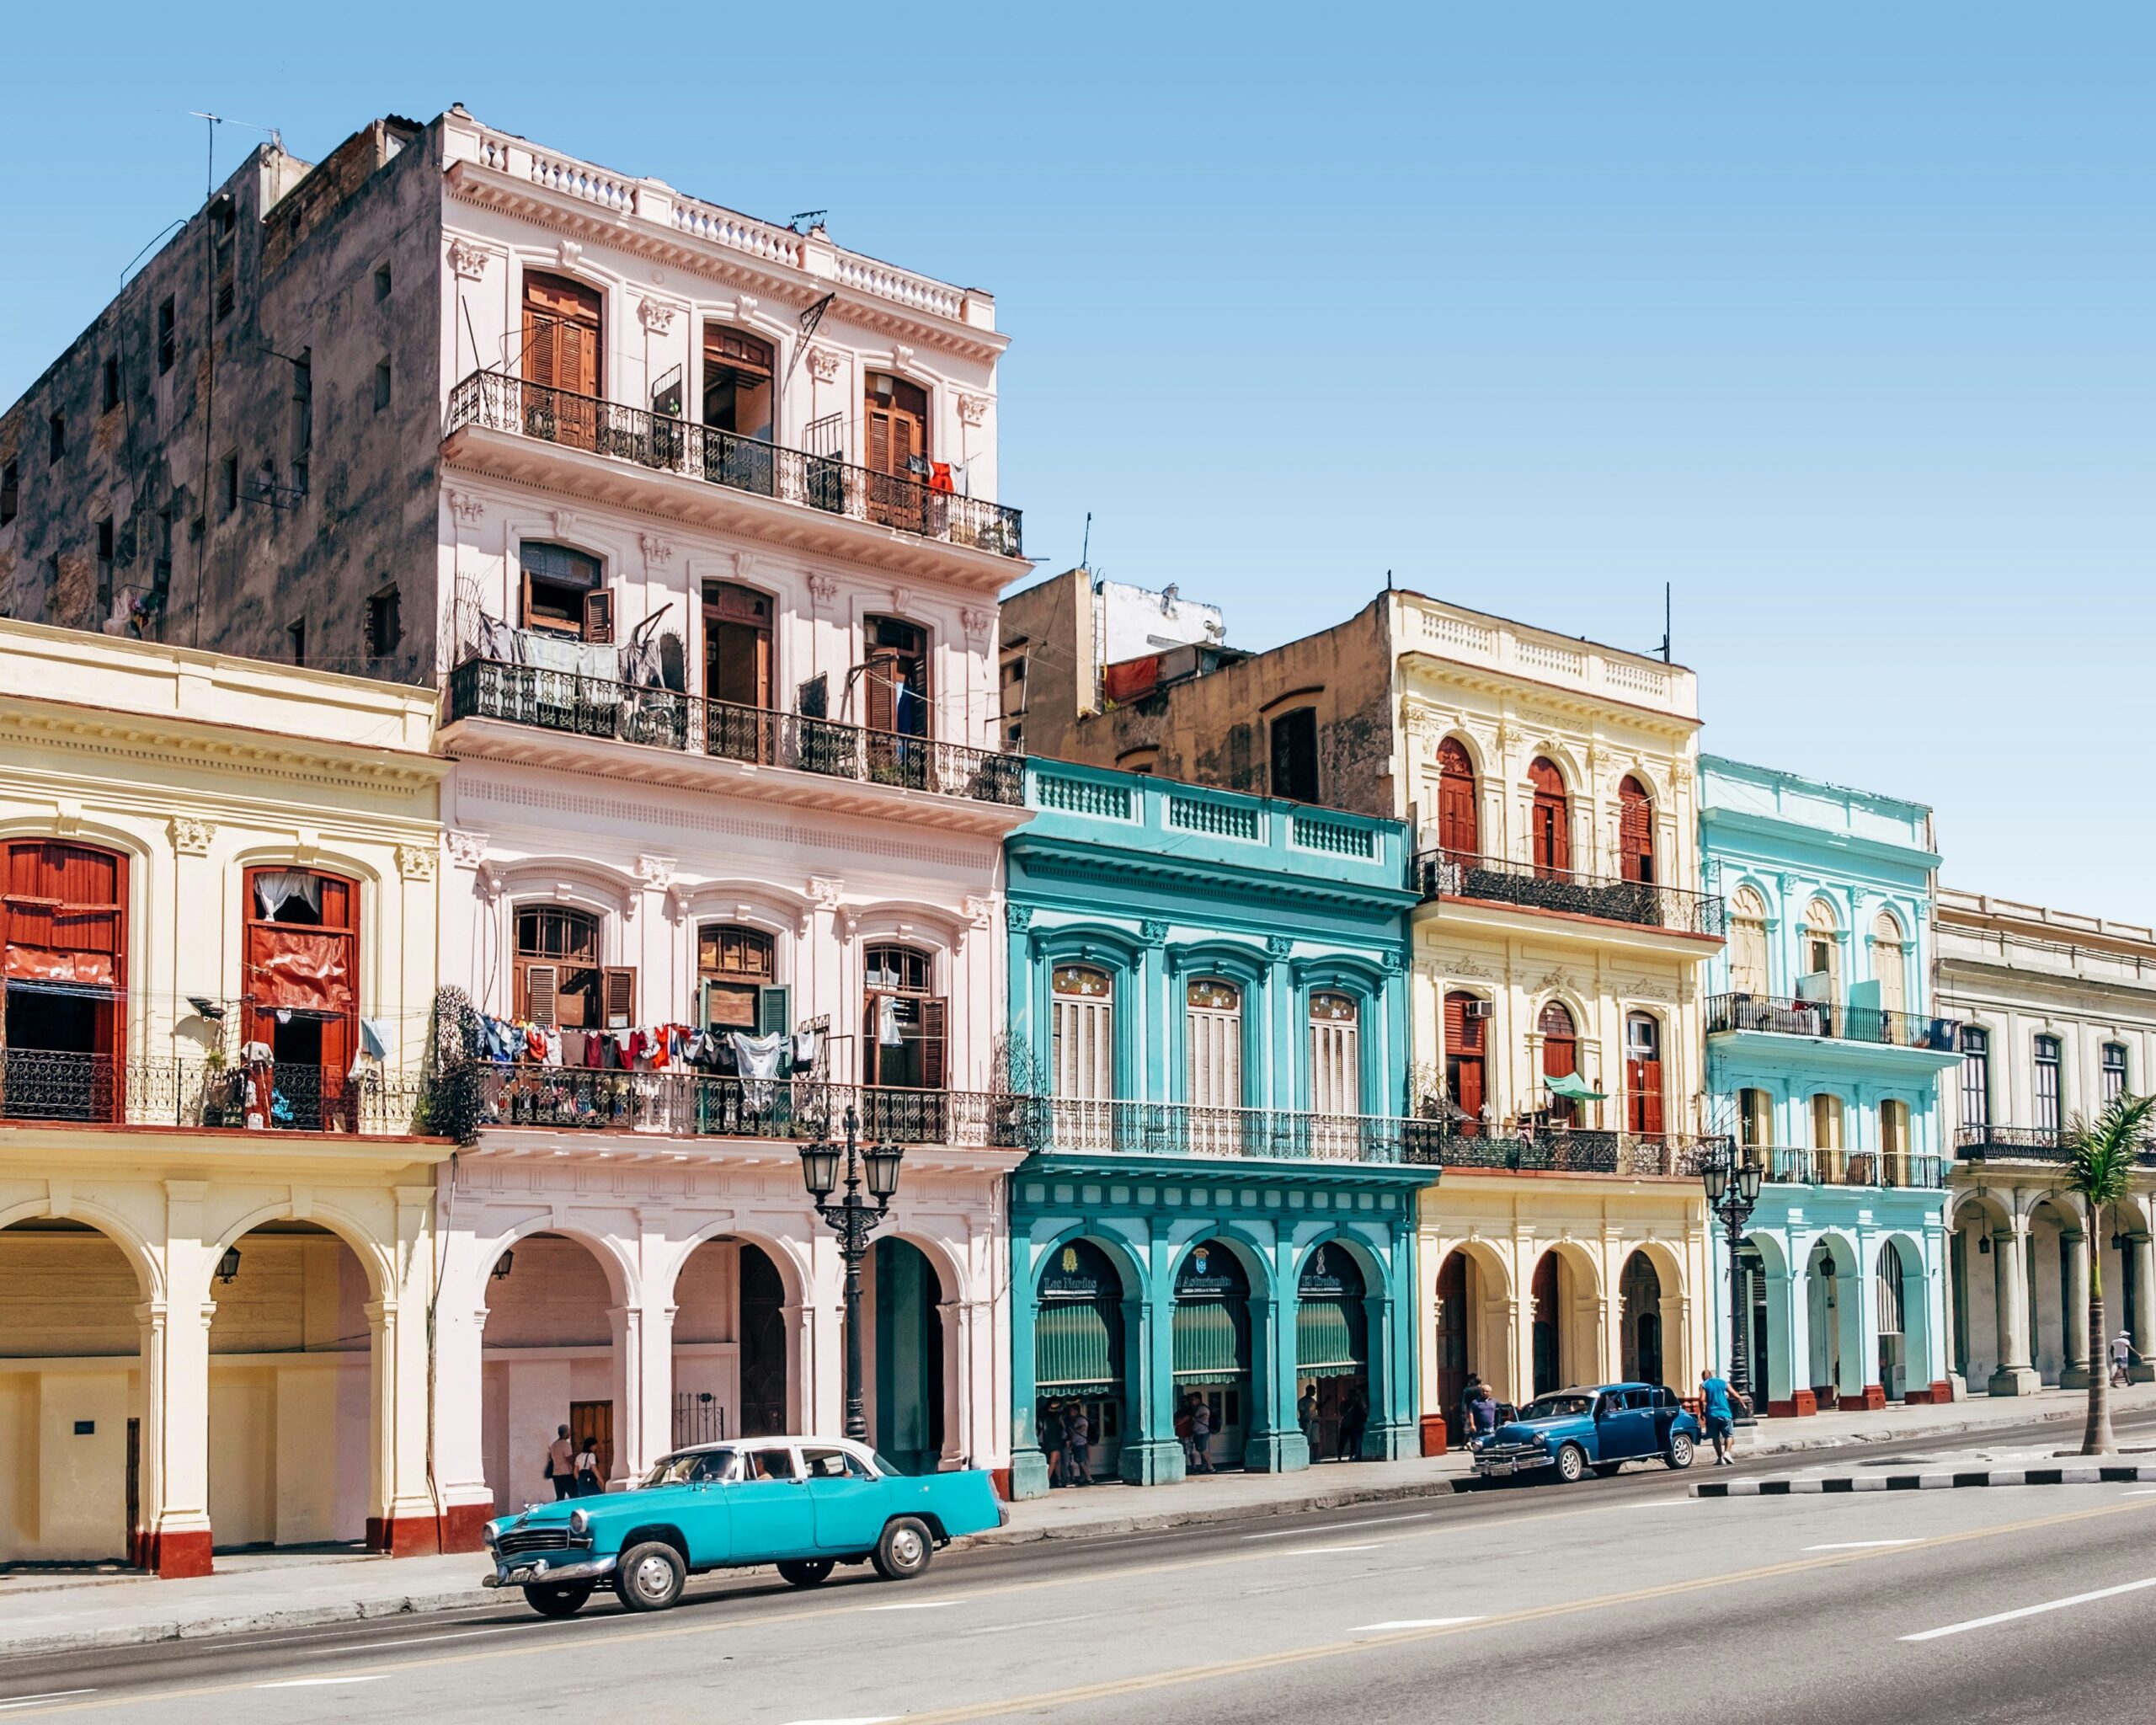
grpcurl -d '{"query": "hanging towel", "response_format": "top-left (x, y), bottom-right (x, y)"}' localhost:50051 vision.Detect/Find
top-left (878, 996), bottom-right (903, 1047)
top-left (793, 1029), bottom-right (824, 1070)
top-left (359, 1017), bottom-right (390, 1060)
top-left (730, 1032), bottom-right (785, 1111)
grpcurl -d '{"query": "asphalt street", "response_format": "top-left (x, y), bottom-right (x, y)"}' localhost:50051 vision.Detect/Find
top-left (7, 1407), bottom-right (2156, 1724)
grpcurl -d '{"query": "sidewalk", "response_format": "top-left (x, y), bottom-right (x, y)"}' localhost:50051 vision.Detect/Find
top-left (5, 1382), bottom-right (2149, 1658)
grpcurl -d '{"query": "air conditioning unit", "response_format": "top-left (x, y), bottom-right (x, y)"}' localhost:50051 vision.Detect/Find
top-left (1463, 999), bottom-right (1493, 1021)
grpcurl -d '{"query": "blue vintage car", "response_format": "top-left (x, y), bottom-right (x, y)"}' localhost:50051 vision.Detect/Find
top-left (1470, 1382), bottom-right (1700, 1483)
top-left (483, 1435), bottom-right (1008, 1616)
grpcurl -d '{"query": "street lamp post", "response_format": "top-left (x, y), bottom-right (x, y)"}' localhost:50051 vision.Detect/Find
top-left (1700, 1145), bottom-right (1765, 1404)
top-left (799, 1106), bottom-right (905, 1441)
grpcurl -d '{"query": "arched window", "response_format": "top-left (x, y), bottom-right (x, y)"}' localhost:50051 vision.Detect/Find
top-left (1801, 899), bottom-right (1840, 1001)
top-left (1529, 758), bottom-right (1570, 877)
top-left (1625, 1011), bottom-right (1664, 1135)
top-left (704, 580), bottom-right (773, 718)
top-left (2, 839), bottom-right (127, 1122)
top-left (1618, 775), bottom-right (1655, 884)
top-left (1729, 885), bottom-right (1769, 996)
top-left (1540, 999), bottom-right (1580, 1124)
top-left (698, 923), bottom-right (777, 1033)
top-left (1309, 992), bottom-right (1360, 1116)
top-left (702, 323), bottom-right (775, 443)
top-left (1185, 979), bottom-right (1242, 1110)
top-left (1435, 738), bottom-right (1479, 859)
top-left (1444, 991), bottom-right (1489, 1131)
top-left (866, 943), bottom-right (944, 1090)
top-left (1870, 909), bottom-right (1907, 1019)
top-left (516, 905), bottom-right (630, 1033)
top-left (1052, 965), bottom-right (1114, 1101)
top-left (519, 540), bottom-right (611, 646)
top-left (863, 615), bottom-right (931, 743)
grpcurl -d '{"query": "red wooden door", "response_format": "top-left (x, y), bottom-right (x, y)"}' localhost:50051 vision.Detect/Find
top-left (243, 868), bottom-right (359, 1129)
top-left (1444, 991), bottom-right (1486, 1130)
top-left (1436, 738), bottom-right (1479, 858)
top-left (2, 840), bottom-right (126, 1120)
top-left (1625, 1012), bottom-right (1664, 1135)
top-left (1539, 1000), bottom-right (1578, 1124)
top-left (523, 272), bottom-right (602, 447)
top-left (1529, 758), bottom-right (1570, 876)
top-left (1619, 775), bottom-right (1655, 884)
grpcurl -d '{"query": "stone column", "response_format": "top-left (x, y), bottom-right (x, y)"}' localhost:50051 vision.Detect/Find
top-left (435, 1295), bottom-right (494, 1544)
top-left (1242, 1292), bottom-right (1296, 1472)
top-left (638, 1304), bottom-right (677, 1475)
top-left (1124, 1289), bottom-right (1181, 1484)
top-left (2132, 1234), bottom-right (2156, 1382)
top-left (1009, 1235), bottom-right (1049, 1498)
top-left (936, 1297), bottom-right (969, 1471)
top-left (155, 1297), bottom-right (217, 1577)
top-left (605, 1306), bottom-right (645, 1482)
top-left (2061, 1231), bottom-right (2093, 1389)
top-left (131, 1300), bottom-right (168, 1570)
top-left (1988, 1219), bottom-right (2040, 1396)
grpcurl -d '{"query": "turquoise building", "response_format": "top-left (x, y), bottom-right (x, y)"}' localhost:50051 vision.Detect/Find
top-left (1699, 756), bottom-right (1961, 1415)
top-left (1006, 763), bottom-right (1433, 1496)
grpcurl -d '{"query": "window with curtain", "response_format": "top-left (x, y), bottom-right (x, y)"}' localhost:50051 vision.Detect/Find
top-left (1309, 992), bottom-right (1360, 1116)
top-left (1185, 979), bottom-right (1242, 1110)
top-left (1051, 966), bottom-right (1113, 1101)
top-left (1960, 1026), bottom-right (1991, 1130)
top-left (1870, 909), bottom-right (1907, 1019)
top-left (2033, 1034), bottom-right (2063, 1134)
top-left (1728, 886), bottom-right (1769, 996)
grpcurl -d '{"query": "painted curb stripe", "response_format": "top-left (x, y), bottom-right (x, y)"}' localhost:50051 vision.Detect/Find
top-left (1691, 1464), bottom-right (2156, 1498)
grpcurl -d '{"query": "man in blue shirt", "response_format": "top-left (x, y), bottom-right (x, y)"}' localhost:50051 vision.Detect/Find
top-left (1698, 1370), bottom-right (1737, 1466)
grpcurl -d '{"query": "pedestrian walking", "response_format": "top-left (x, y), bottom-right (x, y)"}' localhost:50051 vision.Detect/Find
top-left (1298, 1383), bottom-right (1321, 1455)
top-left (1337, 1386), bottom-right (1367, 1461)
top-left (1064, 1403), bottom-right (1094, 1487)
top-left (1187, 1394), bottom-right (1215, 1474)
top-left (1698, 1369), bottom-right (1737, 1466)
top-left (573, 1435), bottom-right (603, 1497)
top-left (2111, 1330), bottom-right (2137, 1388)
top-left (545, 1423), bottom-right (574, 1500)
top-left (1469, 1378), bottom-right (1498, 1440)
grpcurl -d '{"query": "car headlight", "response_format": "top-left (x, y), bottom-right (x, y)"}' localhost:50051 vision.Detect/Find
top-left (568, 1509), bottom-right (589, 1535)
top-left (482, 1522), bottom-right (499, 1547)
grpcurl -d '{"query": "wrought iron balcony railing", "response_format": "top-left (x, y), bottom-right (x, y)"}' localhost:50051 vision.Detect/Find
top-left (1951, 1124), bottom-right (2132, 1165)
top-left (1035, 1097), bottom-right (1428, 1165)
top-left (445, 371), bottom-right (1023, 559)
top-left (446, 658), bottom-right (1026, 806)
top-left (474, 1067), bottom-right (1038, 1150)
top-left (1706, 993), bottom-right (1961, 1051)
top-left (1757, 1145), bottom-right (1948, 1189)
top-left (1414, 850), bottom-right (1726, 938)
top-left (0, 1049), bottom-right (424, 1135)
top-left (1401, 1124), bottom-right (1728, 1178)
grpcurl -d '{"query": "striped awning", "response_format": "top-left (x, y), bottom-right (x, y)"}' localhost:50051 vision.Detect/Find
top-left (1172, 1297), bottom-right (1248, 1381)
top-left (1035, 1299), bottom-right (1119, 1391)
top-left (1296, 1298), bottom-right (1366, 1377)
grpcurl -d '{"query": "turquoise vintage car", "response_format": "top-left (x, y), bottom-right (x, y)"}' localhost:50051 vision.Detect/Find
top-left (482, 1436), bottom-right (1008, 1617)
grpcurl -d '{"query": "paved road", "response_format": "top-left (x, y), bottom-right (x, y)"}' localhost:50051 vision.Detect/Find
top-left (8, 1407), bottom-right (2156, 1723)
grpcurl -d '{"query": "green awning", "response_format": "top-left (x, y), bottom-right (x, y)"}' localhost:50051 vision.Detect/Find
top-left (1172, 1297), bottom-right (1248, 1381)
top-left (1295, 1298), bottom-right (1366, 1377)
top-left (1035, 1300), bottom-right (1119, 1391)
top-left (1545, 1071), bottom-right (1606, 1103)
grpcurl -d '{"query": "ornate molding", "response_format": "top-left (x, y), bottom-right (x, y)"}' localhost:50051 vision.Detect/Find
top-left (804, 571), bottom-right (838, 608)
top-left (957, 393), bottom-right (991, 426)
top-left (550, 508), bottom-right (577, 540)
top-left (637, 296), bottom-right (680, 334)
top-left (445, 489), bottom-right (485, 527)
top-left (735, 293), bottom-right (760, 320)
top-left (1141, 920), bottom-right (1169, 946)
top-left (445, 830), bottom-right (489, 868)
top-left (889, 585), bottom-right (914, 617)
top-left (446, 238), bottom-right (490, 280)
top-left (638, 532), bottom-right (674, 568)
top-left (396, 842), bottom-right (437, 883)
top-left (963, 895), bottom-right (994, 929)
top-left (959, 607), bottom-right (992, 645)
top-left (634, 854), bottom-right (677, 890)
top-left (1006, 903), bottom-right (1035, 932)
top-left (1266, 935), bottom-right (1294, 959)
top-left (557, 239), bottom-right (584, 271)
top-left (808, 875), bottom-right (845, 911)
top-left (807, 346), bottom-right (844, 382)
top-left (168, 815), bottom-right (214, 856)
top-left (892, 343), bottom-right (915, 371)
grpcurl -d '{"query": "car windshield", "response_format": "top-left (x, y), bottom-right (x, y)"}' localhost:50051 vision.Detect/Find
top-left (1521, 1394), bottom-right (1593, 1420)
top-left (643, 1447), bottom-right (736, 1487)
top-left (872, 1450), bottom-right (908, 1478)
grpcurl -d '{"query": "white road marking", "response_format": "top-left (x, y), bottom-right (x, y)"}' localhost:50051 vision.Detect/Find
top-left (776, 1718), bottom-right (899, 1724)
top-left (2125, 1489), bottom-right (2156, 1497)
top-left (328, 1629), bottom-right (499, 1651)
top-left (1283, 1542), bottom-right (1383, 1555)
top-left (1242, 1513), bottom-right (1433, 1541)
top-left (1805, 1540), bottom-right (1919, 1551)
top-left (1902, 1575), bottom-right (2156, 1642)
top-left (963, 1612), bottom-right (1102, 1637)
top-left (255, 1674), bottom-right (393, 1688)
top-left (860, 1599), bottom-right (958, 1610)
top-left (1348, 1616), bottom-right (1486, 1632)
top-left (0, 1695), bottom-right (97, 1713)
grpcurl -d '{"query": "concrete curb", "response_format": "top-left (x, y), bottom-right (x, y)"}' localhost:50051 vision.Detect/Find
top-left (1692, 1464), bottom-right (2156, 1498)
top-left (0, 1587), bottom-right (499, 1660)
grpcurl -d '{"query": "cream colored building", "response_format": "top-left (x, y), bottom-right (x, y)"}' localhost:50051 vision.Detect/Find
top-left (0, 621), bottom-right (446, 1573)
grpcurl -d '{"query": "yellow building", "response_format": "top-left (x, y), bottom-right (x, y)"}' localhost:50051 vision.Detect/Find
top-left (0, 621), bottom-right (446, 1573)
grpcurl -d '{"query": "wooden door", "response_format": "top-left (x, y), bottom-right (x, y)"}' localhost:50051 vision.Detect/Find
top-left (1625, 1013), bottom-right (1664, 1135)
top-left (1529, 758), bottom-right (1570, 877)
top-left (242, 868), bottom-right (359, 1130)
top-left (1436, 738), bottom-right (1479, 858)
top-left (1539, 1001), bottom-right (1578, 1124)
top-left (1618, 775), bottom-right (1655, 884)
top-left (568, 1400), bottom-right (613, 1485)
top-left (1, 840), bottom-right (127, 1120)
top-left (1435, 1252), bottom-right (1469, 1443)
top-left (523, 272), bottom-right (602, 447)
top-left (1444, 991), bottom-right (1486, 1130)
top-left (863, 374), bottom-right (929, 531)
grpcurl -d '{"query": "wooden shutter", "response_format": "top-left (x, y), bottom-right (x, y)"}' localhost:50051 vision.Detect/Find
top-left (582, 590), bottom-right (615, 645)
top-left (520, 961), bottom-right (559, 1029)
top-left (1619, 776), bottom-right (1654, 884)
top-left (921, 999), bottom-right (947, 1090)
top-left (601, 967), bottom-right (636, 1030)
top-left (756, 985), bottom-right (791, 1038)
top-left (1436, 739), bottom-right (1479, 857)
top-left (1626, 1057), bottom-right (1664, 1134)
top-left (1529, 758), bottom-right (1569, 874)
top-left (863, 648), bottom-right (901, 732)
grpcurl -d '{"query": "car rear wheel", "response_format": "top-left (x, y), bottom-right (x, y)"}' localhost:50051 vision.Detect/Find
top-left (872, 1516), bottom-right (933, 1582)
top-left (613, 1541), bottom-right (686, 1612)
top-left (1554, 1443), bottom-right (1588, 1485)
top-left (778, 1558), bottom-right (835, 1588)
top-left (523, 1581), bottom-right (592, 1619)
top-left (1665, 1431), bottom-right (1696, 1471)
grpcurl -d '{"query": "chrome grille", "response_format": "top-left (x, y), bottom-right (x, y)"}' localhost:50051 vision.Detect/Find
top-left (497, 1527), bottom-right (574, 1557)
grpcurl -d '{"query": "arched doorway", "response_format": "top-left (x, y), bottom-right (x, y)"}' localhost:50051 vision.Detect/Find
top-left (1034, 1238), bottom-right (1126, 1482)
top-left (208, 1222), bottom-right (375, 1549)
top-left (1174, 1239), bottom-right (1251, 1471)
top-left (1806, 1237), bottom-right (1852, 1403)
top-left (0, 1218), bottom-right (144, 1562)
top-left (867, 1237), bottom-right (945, 1476)
top-left (1876, 1238), bottom-right (1912, 1401)
top-left (480, 1231), bottom-right (621, 1510)
top-left (1736, 1236), bottom-right (1779, 1409)
top-left (670, 1237), bottom-right (791, 1450)
top-left (1435, 738), bottom-right (1479, 859)
top-left (1531, 1252), bottom-right (1562, 1396)
top-left (1619, 1251), bottom-right (1663, 1386)
top-left (1529, 757), bottom-right (1570, 876)
top-left (1540, 1001), bottom-right (1581, 1125)
top-left (1295, 1242), bottom-right (1369, 1461)
top-left (2027, 1199), bottom-right (2077, 1385)
top-left (241, 867), bottom-right (360, 1131)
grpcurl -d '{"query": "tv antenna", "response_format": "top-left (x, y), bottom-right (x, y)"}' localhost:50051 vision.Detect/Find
top-left (783, 291), bottom-right (837, 387)
top-left (1081, 512), bottom-right (1092, 570)
top-left (1661, 581), bottom-right (1672, 664)
top-left (788, 210), bottom-right (828, 234)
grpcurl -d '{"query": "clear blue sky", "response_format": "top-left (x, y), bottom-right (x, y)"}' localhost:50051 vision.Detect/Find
top-left (8, 4), bottom-right (2152, 922)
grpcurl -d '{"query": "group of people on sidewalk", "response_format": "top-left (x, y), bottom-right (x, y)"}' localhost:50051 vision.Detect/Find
top-left (543, 1424), bottom-right (606, 1498)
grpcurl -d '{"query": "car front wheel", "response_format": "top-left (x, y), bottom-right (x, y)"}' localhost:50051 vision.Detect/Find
top-left (1665, 1431), bottom-right (1696, 1471)
top-left (1554, 1443), bottom-right (1588, 1485)
top-left (778, 1558), bottom-right (835, 1588)
top-left (614, 1541), bottom-right (686, 1612)
top-left (872, 1516), bottom-right (934, 1582)
top-left (524, 1581), bottom-right (593, 1619)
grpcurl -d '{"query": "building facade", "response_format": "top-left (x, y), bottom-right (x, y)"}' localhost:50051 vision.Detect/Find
top-left (1004, 762), bottom-right (1428, 1493)
top-left (1936, 891), bottom-right (2156, 1394)
top-left (1698, 756), bottom-right (1959, 1416)
top-left (0, 620), bottom-right (445, 1573)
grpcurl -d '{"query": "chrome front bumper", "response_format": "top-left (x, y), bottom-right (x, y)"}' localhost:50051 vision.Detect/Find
top-left (483, 1551), bottom-right (618, 1589)
top-left (1471, 1448), bottom-right (1554, 1475)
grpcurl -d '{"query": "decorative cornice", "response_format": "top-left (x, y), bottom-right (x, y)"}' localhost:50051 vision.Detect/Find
top-left (807, 346), bottom-right (844, 382)
top-left (637, 296), bottom-right (680, 334)
top-left (957, 393), bottom-right (991, 427)
top-left (396, 842), bottom-right (437, 882)
top-left (447, 238), bottom-right (491, 280)
top-left (446, 830), bottom-right (489, 868)
top-left (169, 815), bottom-right (214, 856)
top-left (638, 532), bottom-right (674, 568)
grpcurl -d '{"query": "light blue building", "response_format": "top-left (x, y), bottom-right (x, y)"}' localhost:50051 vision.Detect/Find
top-left (1699, 757), bottom-right (1961, 1415)
top-left (1005, 762), bottom-right (1433, 1496)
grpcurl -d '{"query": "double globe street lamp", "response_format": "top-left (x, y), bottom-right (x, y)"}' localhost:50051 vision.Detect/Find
top-left (798, 1106), bottom-right (905, 1441)
top-left (1700, 1145), bottom-right (1765, 1405)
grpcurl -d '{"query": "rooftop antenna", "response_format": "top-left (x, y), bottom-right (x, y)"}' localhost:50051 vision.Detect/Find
top-left (1081, 512), bottom-right (1091, 571)
top-left (1662, 581), bottom-right (1673, 664)
top-left (788, 210), bottom-right (828, 234)
top-left (782, 290), bottom-right (836, 387)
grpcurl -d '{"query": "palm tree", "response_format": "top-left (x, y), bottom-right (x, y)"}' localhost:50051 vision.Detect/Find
top-left (2062, 1092), bottom-right (2154, 1455)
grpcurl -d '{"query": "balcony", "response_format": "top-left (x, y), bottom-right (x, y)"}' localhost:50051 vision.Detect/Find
top-left (0, 1050), bottom-right (425, 1135)
top-left (1950, 1124), bottom-right (2150, 1167)
top-left (1756, 1145), bottom-right (1947, 1189)
top-left (1035, 1097), bottom-right (1434, 1167)
top-left (1414, 850), bottom-right (1726, 940)
top-left (443, 372), bottom-right (1022, 564)
top-left (474, 1067), bottom-right (1030, 1150)
top-left (1403, 1124), bottom-right (1728, 1179)
top-left (445, 658), bottom-right (1024, 809)
top-left (1706, 993), bottom-right (1961, 1052)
